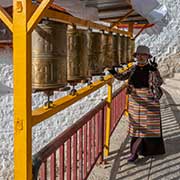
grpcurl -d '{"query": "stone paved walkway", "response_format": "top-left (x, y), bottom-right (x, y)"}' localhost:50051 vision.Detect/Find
top-left (88, 83), bottom-right (180, 180)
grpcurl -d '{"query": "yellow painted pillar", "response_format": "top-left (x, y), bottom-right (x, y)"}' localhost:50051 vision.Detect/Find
top-left (104, 81), bottom-right (112, 157)
top-left (13, 0), bottom-right (32, 179)
top-left (124, 65), bottom-right (132, 117)
top-left (128, 23), bottom-right (135, 61)
top-left (126, 22), bottom-right (133, 117)
top-left (124, 94), bottom-right (129, 116)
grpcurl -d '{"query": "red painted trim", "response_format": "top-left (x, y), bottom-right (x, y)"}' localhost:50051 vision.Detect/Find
top-left (0, 42), bottom-right (12, 48)
top-left (59, 145), bottom-right (64, 180)
top-left (117, 24), bottom-right (154, 29)
top-left (73, 133), bottom-right (77, 180)
top-left (40, 161), bottom-right (47, 180)
top-left (66, 139), bottom-right (71, 180)
top-left (50, 153), bottom-right (56, 180)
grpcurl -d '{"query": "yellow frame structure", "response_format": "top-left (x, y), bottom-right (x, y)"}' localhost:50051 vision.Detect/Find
top-left (0, 1), bottom-right (135, 179)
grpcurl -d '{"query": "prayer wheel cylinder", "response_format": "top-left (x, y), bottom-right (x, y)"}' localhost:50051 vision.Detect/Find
top-left (102, 33), bottom-right (113, 68)
top-left (127, 37), bottom-right (132, 62)
top-left (130, 39), bottom-right (135, 60)
top-left (124, 36), bottom-right (129, 64)
top-left (32, 20), bottom-right (67, 90)
top-left (120, 36), bottom-right (127, 64)
top-left (67, 27), bottom-right (90, 82)
top-left (112, 35), bottom-right (119, 66)
top-left (89, 32), bottom-right (104, 75)
top-left (118, 36), bottom-right (123, 64)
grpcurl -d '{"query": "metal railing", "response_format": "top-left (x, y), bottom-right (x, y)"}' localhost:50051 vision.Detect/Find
top-left (33, 86), bottom-right (127, 180)
top-left (110, 86), bottom-right (126, 135)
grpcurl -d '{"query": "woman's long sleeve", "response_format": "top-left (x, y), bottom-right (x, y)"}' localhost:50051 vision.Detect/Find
top-left (113, 69), bottom-right (132, 81)
top-left (156, 70), bottom-right (163, 87)
top-left (149, 69), bottom-right (163, 87)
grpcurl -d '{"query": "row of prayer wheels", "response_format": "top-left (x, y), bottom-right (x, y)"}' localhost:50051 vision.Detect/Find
top-left (32, 20), bottom-right (135, 91)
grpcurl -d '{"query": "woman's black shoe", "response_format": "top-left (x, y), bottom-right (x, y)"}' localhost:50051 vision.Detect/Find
top-left (127, 154), bottom-right (138, 163)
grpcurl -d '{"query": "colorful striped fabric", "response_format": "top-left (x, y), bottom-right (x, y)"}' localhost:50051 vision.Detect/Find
top-left (128, 88), bottom-right (161, 137)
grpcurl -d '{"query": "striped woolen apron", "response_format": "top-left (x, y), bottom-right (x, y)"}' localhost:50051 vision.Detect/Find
top-left (128, 88), bottom-right (161, 137)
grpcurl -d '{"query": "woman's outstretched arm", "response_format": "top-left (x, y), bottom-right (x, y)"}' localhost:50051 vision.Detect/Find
top-left (108, 67), bottom-right (134, 81)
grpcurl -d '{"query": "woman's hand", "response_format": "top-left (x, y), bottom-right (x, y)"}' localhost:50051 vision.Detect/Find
top-left (150, 57), bottom-right (158, 68)
top-left (108, 68), bottom-right (117, 75)
top-left (149, 57), bottom-right (158, 71)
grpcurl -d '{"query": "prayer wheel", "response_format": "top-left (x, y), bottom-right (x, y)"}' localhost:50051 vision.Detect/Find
top-left (125, 36), bottom-right (130, 64)
top-left (130, 39), bottom-right (135, 60)
top-left (127, 37), bottom-right (132, 62)
top-left (67, 27), bottom-right (90, 82)
top-left (120, 36), bottom-right (127, 64)
top-left (103, 33), bottom-right (113, 68)
top-left (32, 20), bottom-right (67, 90)
top-left (88, 32), bottom-right (104, 75)
top-left (118, 36), bottom-right (123, 64)
top-left (112, 34), bottom-right (119, 66)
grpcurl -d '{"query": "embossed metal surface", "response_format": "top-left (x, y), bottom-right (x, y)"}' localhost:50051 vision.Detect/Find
top-left (120, 36), bottom-right (126, 64)
top-left (130, 39), bottom-right (135, 61)
top-left (112, 34), bottom-right (119, 66)
top-left (103, 33), bottom-right (113, 68)
top-left (88, 32), bottom-right (104, 75)
top-left (32, 20), bottom-right (67, 90)
top-left (67, 27), bottom-right (90, 82)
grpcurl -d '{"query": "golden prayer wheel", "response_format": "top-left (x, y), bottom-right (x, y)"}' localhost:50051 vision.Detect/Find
top-left (125, 36), bottom-right (130, 64)
top-left (120, 36), bottom-right (127, 64)
top-left (130, 38), bottom-right (135, 60)
top-left (67, 27), bottom-right (90, 82)
top-left (127, 37), bottom-right (132, 62)
top-left (89, 32), bottom-right (104, 75)
top-left (32, 20), bottom-right (67, 90)
top-left (112, 34), bottom-right (119, 66)
top-left (103, 33), bottom-right (113, 68)
top-left (118, 36), bottom-right (123, 64)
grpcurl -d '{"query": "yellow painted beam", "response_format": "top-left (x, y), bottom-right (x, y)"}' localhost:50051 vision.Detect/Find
top-left (110, 9), bottom-right (134, 28)
top-left (43, 8), bottom-right (131, 36)
top-left (128, 23), bottom-right (134, 38)
top-left (32, 75), bottom-right (113, 126)
top-left (32, 63), bottom-right (133, 127)
top-left (27, 0), bottom-right (54, 32)
top-left (28, 3), bottom-right (131, 36)
top-left (0, 6), bottom-right (13, 32)
top-left (118, 62), bottom-right (134, 73)
top-left (13, 0), bottom-right (32, 179)
top-left (104, 81), bottom-right (113, 157)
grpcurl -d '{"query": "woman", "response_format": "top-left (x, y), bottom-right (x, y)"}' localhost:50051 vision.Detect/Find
top-left (109, 45), bottom-right (165, 162)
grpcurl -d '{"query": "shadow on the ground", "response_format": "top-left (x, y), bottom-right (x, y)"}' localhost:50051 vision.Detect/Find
top-left (107, 89), bottom-right (180, 180)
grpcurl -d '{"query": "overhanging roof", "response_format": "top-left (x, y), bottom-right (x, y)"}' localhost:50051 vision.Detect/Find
top-left (83, 0), bottom-right (148, 24)
top-left (0, 0), bottom-right (169, 38)
top-left (0, 0), bottom-right (148, 24)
